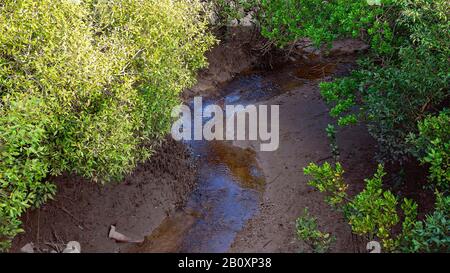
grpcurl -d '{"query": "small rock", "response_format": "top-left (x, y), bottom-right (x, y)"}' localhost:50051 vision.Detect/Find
top-left (108, 225), bottom-right (144, 243)
top-left (62, 241), bottom-right (81, 253)
top-left (20, 243), bottom-right (35, 253)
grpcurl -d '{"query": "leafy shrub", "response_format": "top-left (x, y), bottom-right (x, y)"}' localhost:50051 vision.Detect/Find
top-left (400, 193), bottom-right (450, 253)
top-left (395, 0), bottom-right (450, 56)
top-left (344, 165), bottom-right (400, 250)
top-left (259, 0), bottom-right (394, 52)
top-left (296, 208), bottom-right (335, 253)
top-left (408, 110), bottom-right (450, 192)
top-left (322, 50), bottom-right (448, 162)
top-left (315, 1), bottom-right (449, 163)
top-left (0, 94), bottom-right (57, 251)
top-left (303, 162), bottom-right (424, 252)
top-left (325, 124), bottom-right (340, 160)
top-left (258, 0), bottom-right (449, 164)
top-left (304, 162), bottom-right (348, 207)
top-left (0, 0), bottom-right (214, 251)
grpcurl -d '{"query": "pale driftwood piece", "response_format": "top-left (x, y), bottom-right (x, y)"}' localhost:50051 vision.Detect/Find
top-left (108, 225), bottom-right (144, 243)
top-left (20, 243), bottom-right (35, 253)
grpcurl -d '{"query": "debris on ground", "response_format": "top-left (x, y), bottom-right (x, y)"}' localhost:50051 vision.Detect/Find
top-left (20, 243), bottom-right (35, 253)
top-left (62, 241), bottom-right (81, 253)
top-left (108, 225), bottom-right (144, 243)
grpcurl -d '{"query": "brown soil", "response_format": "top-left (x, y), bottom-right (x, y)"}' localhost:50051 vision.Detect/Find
top-left (11, 27), bottom-right (397, 253)
top-left (11, 138), bottom-right (197, 253)
top-left (229, 80), bottom-right (377, 253)
top-left (11, 26), bottom-right (262, 254)
top-left (126, 141), bottom-right (264, 253)
top-left (219, 47), bottom-right (378, 252)
top-left (182, 26), bottom-right (264, 100)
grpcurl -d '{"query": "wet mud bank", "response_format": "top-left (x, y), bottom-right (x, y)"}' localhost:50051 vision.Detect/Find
top-left (227, 55), bottom-right (377, 253)
top-left (11, 138), bottom-right (197, 253)
top-left (12, 26), bottom-right (377, 252)
top-left (130, 42), bottom-right (376, 253)
top-left (128, 141), bottom-right (264, 253)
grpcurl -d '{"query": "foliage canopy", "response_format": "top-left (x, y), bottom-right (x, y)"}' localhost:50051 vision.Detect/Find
top-left (0, 0), bottom-right (215, 250)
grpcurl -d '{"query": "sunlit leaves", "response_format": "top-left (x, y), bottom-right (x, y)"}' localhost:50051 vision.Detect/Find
top-left (0, 0), bottom-right (214, 251)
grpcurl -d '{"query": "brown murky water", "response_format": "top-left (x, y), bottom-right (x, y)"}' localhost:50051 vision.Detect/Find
top-left (129, 57), bottom-right (343, 253)
top-left (128, 141), bottom-right (264, 253)
top-left (208, 142), bottom-right (264, 191)
top-left (296, 62), bottom-right (336, 79)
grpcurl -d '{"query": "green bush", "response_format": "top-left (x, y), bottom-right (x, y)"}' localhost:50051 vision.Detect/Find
top-left (303, 162), bottom-right (431, 252)
top-left (0, 0), bottom-right (214, 251)
top-left (258, 0), bottom-right (449, 252)
top-left (259, 0), bottom-right (394, 52)
top-left (258, 0), bottom-right (449, 164)
top-left (296, 208), bottom-right (335, 253)
top-left (344, 165), bottom-right (400, 251)
top-left (400, 193), bottom-right (449, 253)
top-left (304, 162), bottom-right (348, 207)
top-left (360, 47), bottom-right (448, 162)
top-left (408, 110), bottom-right (450, 192)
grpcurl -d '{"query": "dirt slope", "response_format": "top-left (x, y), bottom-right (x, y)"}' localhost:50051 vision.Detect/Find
top-left (229, 81), bottom-right (377, 253)
top-left (11, 139), bottom-right (196, 253)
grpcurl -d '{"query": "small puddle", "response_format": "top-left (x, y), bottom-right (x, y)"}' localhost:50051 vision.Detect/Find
top-left (129, 57), bottom-right (340, 253)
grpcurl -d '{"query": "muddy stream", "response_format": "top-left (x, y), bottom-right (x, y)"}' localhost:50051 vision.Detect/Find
top-left (127, 57), bottom-right (344, 253)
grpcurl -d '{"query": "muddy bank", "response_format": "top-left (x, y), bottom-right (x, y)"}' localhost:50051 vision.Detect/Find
top-left (11, 138), bottom-right (197, 253)
top-left (183, 26), bottom-right (265, 99)
top-left (204, 50), bottom-right (377, 253)
top-left (11, 26), bottom-right (264, 254)
top-left (11, 27), bottom-right (376, 253)
top-left (229, 80), bottom-right (377, 253)
top-left (128, 141), bottom-right (265, 253)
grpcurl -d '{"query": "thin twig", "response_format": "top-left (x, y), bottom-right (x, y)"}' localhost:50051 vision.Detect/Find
top-left (55, 205), bottom-right (85, 230)
top-left (267, 173), bottom-right (281, 185)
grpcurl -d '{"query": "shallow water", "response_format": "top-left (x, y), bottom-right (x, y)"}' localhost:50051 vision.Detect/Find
top-left (131, 57), bottom-right (341, 253)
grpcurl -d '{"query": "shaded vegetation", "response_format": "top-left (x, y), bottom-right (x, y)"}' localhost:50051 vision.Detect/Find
top-left (212, 0), bottom-right (449, 252)
top-left (0, 0), bottom-right (215, 250)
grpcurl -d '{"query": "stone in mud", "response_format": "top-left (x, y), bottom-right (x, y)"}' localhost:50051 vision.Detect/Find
top-left (62, 241), bottom-right (81, 253)
top-left (20, 242), bottom-right (35, 253)
top-left (108, 225), bottom-right (144, 244)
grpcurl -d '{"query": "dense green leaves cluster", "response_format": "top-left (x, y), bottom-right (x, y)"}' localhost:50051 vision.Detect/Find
top-left (408, 110), bottom-right (450, 192)
top-left (259, 0), bottom-right (394, 51)
top-left (360, 47), bottom-right (447, 162)
top-left (254, 0), bottom-right (449, 252)
top-left (296, 208), bottom-right (335, 253)
top-left (400, 193), bottom-right (449, 252)
top-left (226, 0), bottom-right (448, 169)
top-left (0, 0), bottom-right (214, 250)
top-left (0, 96), bottom-right (57, 250)
top-left (303, 162), bottom-right (448, 252)
top-left (313, 0), bottom-right (448, 164)
top-left (304, 162), bottom-right (348, 207)
top-left (257, 0), bottom-right (449, 165)
top-left (344, 165), bottom-right (401, 251)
